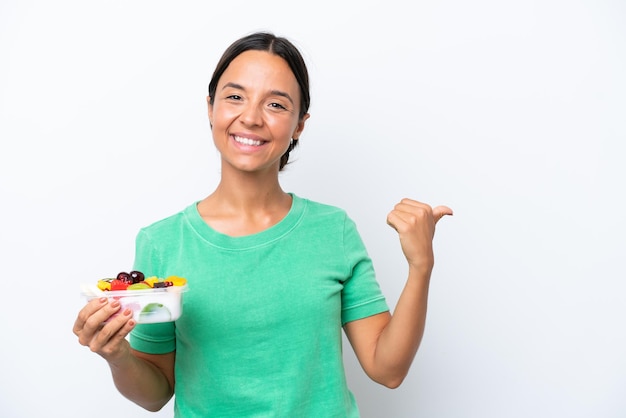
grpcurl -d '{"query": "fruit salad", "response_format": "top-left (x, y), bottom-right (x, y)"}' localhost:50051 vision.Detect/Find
top-left (97, 270), bottom-right (187, 291)
top-left (81, 270), bottom-right (188, 324)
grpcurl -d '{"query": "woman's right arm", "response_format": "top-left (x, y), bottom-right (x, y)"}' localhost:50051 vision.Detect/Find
top-left (73, 297), bottom-right (175, 412)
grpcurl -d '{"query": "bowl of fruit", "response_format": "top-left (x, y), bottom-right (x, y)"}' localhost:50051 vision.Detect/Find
top-left (80, 270), bottom-right (188, 324)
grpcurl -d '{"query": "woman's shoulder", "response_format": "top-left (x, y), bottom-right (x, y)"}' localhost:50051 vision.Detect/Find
top-left (294, 193), bottom-right (342, 211)
top-left (138, 202), bottom-right (198, 235)
top-left (293, 194), bottom-right (351, 222)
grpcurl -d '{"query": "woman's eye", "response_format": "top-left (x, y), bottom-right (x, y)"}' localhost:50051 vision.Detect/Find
top-left (269, 102), bottom-right (287, 110)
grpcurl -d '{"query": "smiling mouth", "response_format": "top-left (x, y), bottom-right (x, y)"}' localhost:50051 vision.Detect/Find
top-left (233, 135), bottom-right (265, 146)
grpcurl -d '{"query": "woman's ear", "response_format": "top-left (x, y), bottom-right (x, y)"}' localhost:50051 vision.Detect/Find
top-left (293, 113), bottom-right (310, 139)
top-left (207, 96), bottom-right (214, 126)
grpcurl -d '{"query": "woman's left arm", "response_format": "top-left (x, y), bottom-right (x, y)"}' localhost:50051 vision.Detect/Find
top-left (343, 198), bottom-right (452, 388)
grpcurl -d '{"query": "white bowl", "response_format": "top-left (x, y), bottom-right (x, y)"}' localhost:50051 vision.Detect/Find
top-left (81, 284), bottom-right (188, 324)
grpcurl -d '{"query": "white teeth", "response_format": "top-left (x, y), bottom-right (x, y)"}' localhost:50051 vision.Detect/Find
top-left (234, 136), bottom-right (263, 146)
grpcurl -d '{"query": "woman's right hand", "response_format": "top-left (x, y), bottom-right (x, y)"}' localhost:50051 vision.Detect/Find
top-left (73, 297), bottom-right (136, 362)
top-left (73, 300), bottom-right (175, 410)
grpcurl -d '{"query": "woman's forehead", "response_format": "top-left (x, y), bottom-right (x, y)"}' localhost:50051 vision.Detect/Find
top-left (217, 50), bottom-right (300, 105)
top-left (219, 50), bottom-right (297, 90)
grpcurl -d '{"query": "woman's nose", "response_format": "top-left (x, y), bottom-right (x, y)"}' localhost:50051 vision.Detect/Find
top-left (239, 103), bottom-right (263, 127)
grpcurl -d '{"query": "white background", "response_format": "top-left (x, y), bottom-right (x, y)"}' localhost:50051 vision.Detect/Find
top-left (1, 1), bottom-right (625, 417)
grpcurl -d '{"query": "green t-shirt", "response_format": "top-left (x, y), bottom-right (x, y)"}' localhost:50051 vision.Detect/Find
top-left (130, 194), bottom-right (389, 417)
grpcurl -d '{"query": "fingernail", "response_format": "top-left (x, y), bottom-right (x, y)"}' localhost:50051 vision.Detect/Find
top-left (123, 309), bottom-right (132, 316)
top-left (111, 300), bottom-right (120, 308)
top-left (99, 297), bottom-right (107, 303)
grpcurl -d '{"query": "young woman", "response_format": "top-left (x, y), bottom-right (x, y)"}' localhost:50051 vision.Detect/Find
top-left (73, 31), bottom-right (452, 417)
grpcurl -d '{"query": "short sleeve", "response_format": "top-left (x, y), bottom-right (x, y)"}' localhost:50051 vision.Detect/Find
top-left (128, 228), bottom-right (177, 354)
top-left (340, 215), bottom-right (389, 325)
top-left (131, 228), bottom-right (164, 279)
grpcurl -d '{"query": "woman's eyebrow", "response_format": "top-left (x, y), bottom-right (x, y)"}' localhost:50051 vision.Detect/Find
top-left (222, 81), bottom-right (244, 91)
top-left (269, 90), bottom-right (294, 105)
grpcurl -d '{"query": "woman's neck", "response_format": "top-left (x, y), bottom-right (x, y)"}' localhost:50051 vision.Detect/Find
top-left (197, 168), bottom-right (292, 236)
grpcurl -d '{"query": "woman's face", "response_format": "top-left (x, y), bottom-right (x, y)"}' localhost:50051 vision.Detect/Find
top-left (208, 50), bottom-right (309, 174)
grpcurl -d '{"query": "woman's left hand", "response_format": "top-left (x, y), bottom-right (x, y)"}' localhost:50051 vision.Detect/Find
top-left (386, 198), bottom-right (453, 275)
